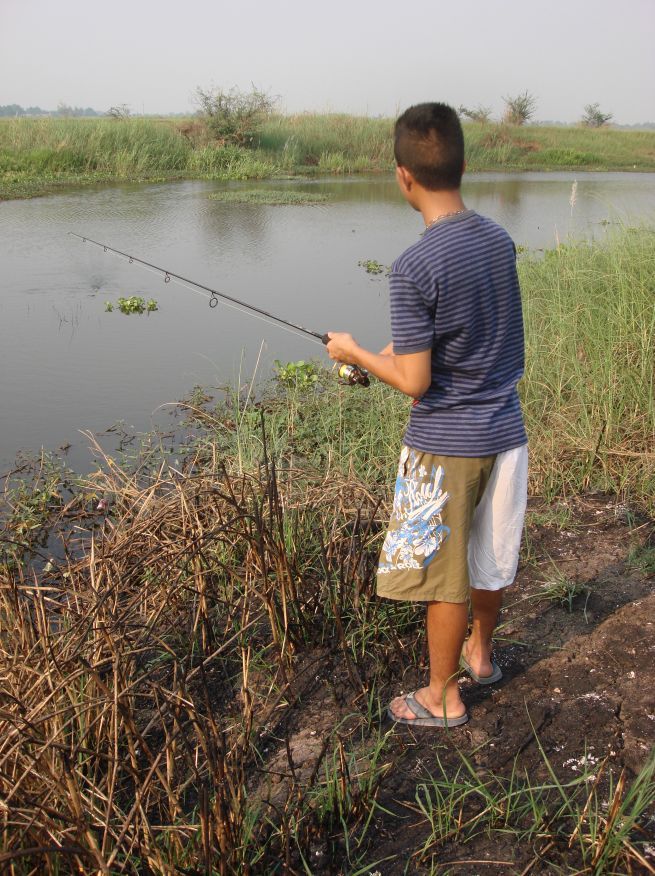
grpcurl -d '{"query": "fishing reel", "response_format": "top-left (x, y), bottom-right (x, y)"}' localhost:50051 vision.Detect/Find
top-left (321, 334), bottom-right (370, 387)
top-left (337, 363), bottom-right (370, 387)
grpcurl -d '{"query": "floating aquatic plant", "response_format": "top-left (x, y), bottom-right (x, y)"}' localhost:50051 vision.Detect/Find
top-left (358, 259), bottom-right (389, 275)
top-left (105, 296), bottom-right (158, 315)
top-left (208, 189), bottom-right (330, 205)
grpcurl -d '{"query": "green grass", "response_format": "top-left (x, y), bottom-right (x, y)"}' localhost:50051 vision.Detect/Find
top-left (191, 227), bottom-right (653, 513)
top-left (414, 746), bottom-right (655, 875)
top-left (519, 227), bottom-right (655, 510)
top-left (2, 115), bottom-right (654, 200)
top-left (463, 122), bottom-right (655, 171)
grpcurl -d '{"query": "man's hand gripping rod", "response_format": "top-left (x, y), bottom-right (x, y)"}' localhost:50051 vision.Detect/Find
top-left (320, 336), bottom-right (370, 387)
top-left (70, 233), bottom-right (370, 387)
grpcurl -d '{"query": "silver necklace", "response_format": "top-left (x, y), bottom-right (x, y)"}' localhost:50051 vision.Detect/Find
top-left (425, 208), bottom-right (468, 229)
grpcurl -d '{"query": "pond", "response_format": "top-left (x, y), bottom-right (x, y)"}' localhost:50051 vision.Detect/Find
top-left (1, 172), bottom-right (654, 472)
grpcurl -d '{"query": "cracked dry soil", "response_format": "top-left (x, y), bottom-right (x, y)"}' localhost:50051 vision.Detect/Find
top-left (253, 495), bottom-right (655, 874)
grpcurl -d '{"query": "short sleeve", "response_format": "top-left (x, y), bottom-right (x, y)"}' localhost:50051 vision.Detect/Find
top-left (389, 271), bottom-right (434, 354)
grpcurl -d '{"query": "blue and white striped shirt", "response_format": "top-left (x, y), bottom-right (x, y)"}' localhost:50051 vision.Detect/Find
top-left (390, 210), bottom-right (527, 456)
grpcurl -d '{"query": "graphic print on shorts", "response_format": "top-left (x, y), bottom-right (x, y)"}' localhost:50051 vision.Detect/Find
top-left (378, 447), bottom-right (451, 574)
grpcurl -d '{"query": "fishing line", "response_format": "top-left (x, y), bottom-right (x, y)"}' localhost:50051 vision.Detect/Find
top-left (69, 232), bottom-right (370, 386)
top-left (69, 232), bottom-right (324, 345)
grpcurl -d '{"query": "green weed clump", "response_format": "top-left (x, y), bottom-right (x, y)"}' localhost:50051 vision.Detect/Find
top-left (105, 295), bottom-right (158, 314)
top-left (208, 188), bottom-right (330, 205)
top-left (358, 258), bottom-right (389, 275)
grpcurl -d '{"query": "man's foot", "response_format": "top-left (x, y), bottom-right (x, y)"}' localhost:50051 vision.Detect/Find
top-left (460, 640), bottom-right (502, 684)
top-left (388, 686), bottom-right (468, 727)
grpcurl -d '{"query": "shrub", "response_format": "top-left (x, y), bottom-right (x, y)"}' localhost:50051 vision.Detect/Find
top-left (458, 104), bottom-right (492, 123)
top-left (502, 91), bottom-right (537, 125)
top-left (195, 85), bottom-right (276, 146)
top-left (581, 103), bottom-right (613, 127)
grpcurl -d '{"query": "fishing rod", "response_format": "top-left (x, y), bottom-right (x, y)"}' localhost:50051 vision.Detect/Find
top-left (69, 232), bottom-right (370, 387)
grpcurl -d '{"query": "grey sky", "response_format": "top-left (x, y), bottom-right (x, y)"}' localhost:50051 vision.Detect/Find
top-left (2, 0), bottom-right (654, 123)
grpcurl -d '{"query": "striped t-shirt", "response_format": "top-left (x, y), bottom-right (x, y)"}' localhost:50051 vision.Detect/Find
top-left (390, 209), bottom-right (527, 456)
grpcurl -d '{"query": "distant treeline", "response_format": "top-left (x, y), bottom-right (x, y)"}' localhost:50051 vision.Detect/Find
top-left (0, 104), bottom-right (101, 117)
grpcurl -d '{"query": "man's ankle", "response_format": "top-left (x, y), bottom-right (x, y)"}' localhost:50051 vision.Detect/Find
top-left (466, 635), bottom-right (493, 656)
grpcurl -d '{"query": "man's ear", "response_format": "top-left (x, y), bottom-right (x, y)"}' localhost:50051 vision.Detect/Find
top-left (396, 165), bottom-right (413, 193)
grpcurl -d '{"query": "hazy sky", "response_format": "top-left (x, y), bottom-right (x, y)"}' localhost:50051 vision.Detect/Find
top-left (2, 0), bottom-right (654, 123)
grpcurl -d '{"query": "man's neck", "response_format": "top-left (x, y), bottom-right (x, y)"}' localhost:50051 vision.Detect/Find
top-left (417, 191), bottom-right (466, 227)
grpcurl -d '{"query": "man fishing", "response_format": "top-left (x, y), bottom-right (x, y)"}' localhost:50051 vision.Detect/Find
top-left (325, 102), bottom-right (528, 728)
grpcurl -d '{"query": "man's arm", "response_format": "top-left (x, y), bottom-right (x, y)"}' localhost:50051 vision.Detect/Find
top-left (326, 332), bottom-right (431, 399)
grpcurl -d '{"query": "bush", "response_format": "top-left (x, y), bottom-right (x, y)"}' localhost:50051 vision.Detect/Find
top-left (502, 91), bottom-right (537, 125)
top-left (458, 104), bottom-right (492, 123)
top-left (581, 103), bottom-right (613, 128)
top-left (195, 85), bottom-right (276, 146)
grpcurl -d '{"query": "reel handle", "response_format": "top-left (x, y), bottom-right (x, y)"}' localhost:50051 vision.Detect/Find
top-left (321, 333), bottom-right (370, 388)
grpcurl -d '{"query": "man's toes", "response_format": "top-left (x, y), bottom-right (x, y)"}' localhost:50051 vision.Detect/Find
top-left (390, 694), bottom-right (415, 720)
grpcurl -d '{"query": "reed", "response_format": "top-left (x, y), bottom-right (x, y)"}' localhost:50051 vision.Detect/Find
top-left (2, 115), bottom-right (654, 200)
top-left (520, 227), bottom-right (655, 509)
top-left (211, 224), bottom-right (655, 513)
top-left (0, 424), bottom-right (405, 874)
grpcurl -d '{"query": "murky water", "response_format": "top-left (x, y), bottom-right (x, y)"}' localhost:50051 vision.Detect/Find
top-left (1, 172), bottom-right (653, 471)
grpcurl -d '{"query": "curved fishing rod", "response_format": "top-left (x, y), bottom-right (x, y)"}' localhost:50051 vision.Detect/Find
top-left (69, 232), bottom-right (369, 387)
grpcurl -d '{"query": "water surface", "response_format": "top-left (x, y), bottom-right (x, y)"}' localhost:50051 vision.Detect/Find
top-left (1, 172), bottom-right (653, 471)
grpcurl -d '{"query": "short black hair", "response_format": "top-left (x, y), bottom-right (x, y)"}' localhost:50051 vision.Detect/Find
top-left (394, 103), bottom-right (464, 190)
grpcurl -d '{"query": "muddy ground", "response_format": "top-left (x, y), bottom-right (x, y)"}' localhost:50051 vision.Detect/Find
top-left (252, 494), bottom-right (655, 874)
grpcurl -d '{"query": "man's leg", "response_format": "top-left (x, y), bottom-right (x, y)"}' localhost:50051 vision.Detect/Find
top-left (462, 588), bottom-right (503, 678)
top-left (389, 599), bottom-right (468, 721)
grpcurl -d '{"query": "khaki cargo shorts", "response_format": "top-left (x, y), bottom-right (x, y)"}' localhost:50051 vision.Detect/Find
top-left (376, 444), bottom-right (528, 604)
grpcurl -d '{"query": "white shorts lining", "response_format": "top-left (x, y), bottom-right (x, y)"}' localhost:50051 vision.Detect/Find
top-left (468, 444), bottom-right (528, 591)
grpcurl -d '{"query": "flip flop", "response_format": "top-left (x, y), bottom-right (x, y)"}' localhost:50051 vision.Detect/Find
top-left (387, 691), bottom-right (469, 728)
top-left (460, 646), bottom-right (503, 685)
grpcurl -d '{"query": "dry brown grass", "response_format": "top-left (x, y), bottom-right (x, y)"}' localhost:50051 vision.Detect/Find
top-left (0, 431), bottom-right (387, 874)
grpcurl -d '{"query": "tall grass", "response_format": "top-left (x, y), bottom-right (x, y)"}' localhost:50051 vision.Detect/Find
top-left (2, 115), bottom-right (655, 199)
top-left (259, 115), bottom-right (655, 173)
top-left (1, 356), bottom-right (653, 872)
top-left (257, 113), bottom-right (393, 172)
top-left (210, 228), bottom-right (655, 512)
top-left (0, 117), bottom-right (279, 198)
top-left (0, 117), bottom-right (190, 175)
top-left (520, 227), bottom-right (655, 508)
top-left (463, 121), bottom-right (655, 171)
